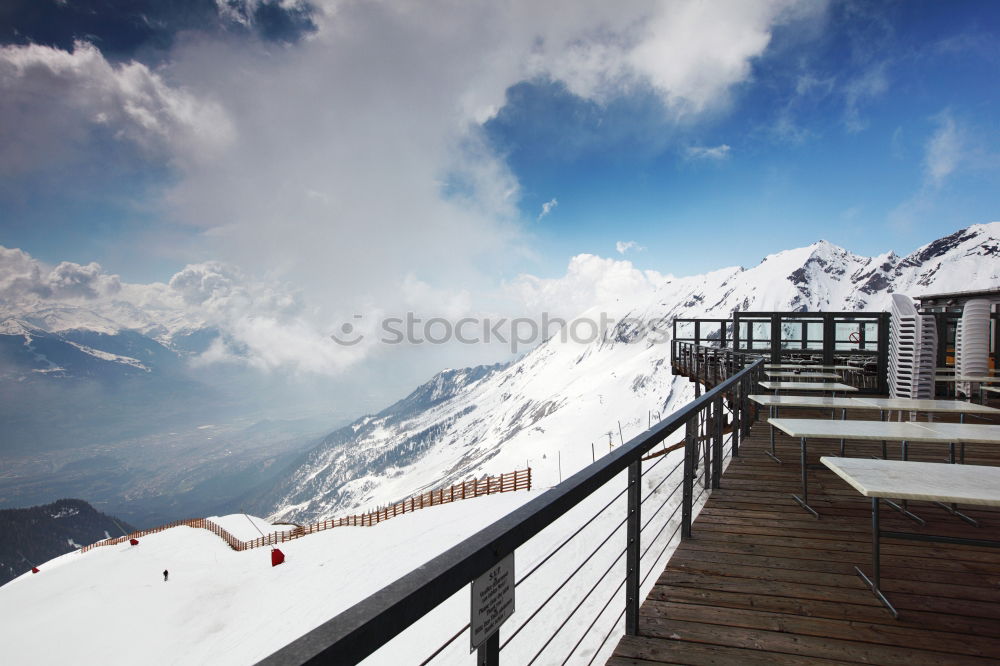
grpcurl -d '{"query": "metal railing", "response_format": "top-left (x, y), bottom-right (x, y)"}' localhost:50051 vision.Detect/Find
top-left (671, 341), bottom-right (762, 394)
top-left (670, 311), bottom-right (891, 394)
top-left (258, 355), bottom-right (764, 665)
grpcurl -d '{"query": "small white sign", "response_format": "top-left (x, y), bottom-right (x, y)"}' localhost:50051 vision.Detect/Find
top-left (470, 553), bottom-right (515, 652)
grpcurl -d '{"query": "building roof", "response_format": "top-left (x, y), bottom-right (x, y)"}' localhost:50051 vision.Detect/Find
top-left (916, 287), bottom-right (1000, 305)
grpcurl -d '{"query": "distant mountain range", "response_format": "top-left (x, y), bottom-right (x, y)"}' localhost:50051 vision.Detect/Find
top-left (0, 499), bottom-right (134, 587)
top-left (252, 223), bottom-right (1000, 524)
top-left (0, 317), bottom-right (226, 454)
top-left (1, 224), bottom-right (997, 525)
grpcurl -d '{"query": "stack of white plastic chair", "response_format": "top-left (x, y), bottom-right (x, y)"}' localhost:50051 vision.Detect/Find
top-left (888, 293), bottom-right (938, 399)
top-left (955, 299), bottom-right (991, 398)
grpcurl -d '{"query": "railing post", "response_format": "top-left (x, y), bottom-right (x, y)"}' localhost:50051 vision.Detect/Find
top-left (741, 375), bottom-right (750, 437)
top-left (693, 349), bottom-right (701, 397)
top-left (625, 458), bottom-right (642, 635)
top-left (701, 408), bottom-right (710, 489)
top-left (682, 415), bottom-right (697, 539)
top-left (477, 631), bottom-right (499, 666)
top-left (713, 396), bottom-right (723, 489)
top-left (731, 380), bottom-right (740, 457)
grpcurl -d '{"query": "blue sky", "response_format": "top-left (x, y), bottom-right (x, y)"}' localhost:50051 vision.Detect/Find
top-left (1, 0), bottom-right (998, 288)
top-left (487, 1), bottom-right (1000, 276)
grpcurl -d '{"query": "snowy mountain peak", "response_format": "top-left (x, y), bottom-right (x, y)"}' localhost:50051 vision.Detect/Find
top-left (0, 317), bottom-right (44, 337)
top-left (253, 223), bottom-right (1000, 525)
top-left (903, 222), bottom-right (1000, 269)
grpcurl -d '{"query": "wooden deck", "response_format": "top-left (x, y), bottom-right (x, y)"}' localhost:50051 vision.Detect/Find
top-left (609, 401), bottom-right (1000, 665)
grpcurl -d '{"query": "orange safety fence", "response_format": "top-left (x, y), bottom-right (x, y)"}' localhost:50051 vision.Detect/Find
top-left (79, 468), bottom-right (531, 553)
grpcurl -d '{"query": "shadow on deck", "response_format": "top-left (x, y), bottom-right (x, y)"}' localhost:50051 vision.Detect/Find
top-left (609, 403), bottom-right (1000, 665)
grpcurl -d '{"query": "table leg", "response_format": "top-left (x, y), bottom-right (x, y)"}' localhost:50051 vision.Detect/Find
top-left (961, 415), bottom-right (966, 464)
top-left (879, 436), bottom-right (924, 524)
top-left (932, 501), bottom-right (980, 527)
top-left (791, 437), bottom-right (819, 518)
top-left (879, 409), bottom-right (887, 459)
top-left (855, 498), bottom-right (899, 619)
top-left (765, 405), bottom-right (782, 463)
top-left (839, 407), bottom-right (847, 456)
top-left (882, 440), bottom-right (925, 525)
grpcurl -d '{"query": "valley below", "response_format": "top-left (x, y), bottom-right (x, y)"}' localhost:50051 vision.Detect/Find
top-left (0, 416), bottom-right (328, 528)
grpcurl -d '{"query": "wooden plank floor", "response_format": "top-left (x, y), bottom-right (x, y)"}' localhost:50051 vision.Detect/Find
top-left (608, 399), bottom-right (1000, 665)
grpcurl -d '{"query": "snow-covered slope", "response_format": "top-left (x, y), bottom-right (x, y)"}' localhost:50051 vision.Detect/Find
top-left (259, 223), bottom-right (1000, 524)
top-left (0, 499), bottom-right (533, 665)
top-left (3, 224), bottom-right (998, 666)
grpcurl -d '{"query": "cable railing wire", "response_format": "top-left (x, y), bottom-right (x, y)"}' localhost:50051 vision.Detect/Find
top-left (418, 622), bottom-right (469, 665)
top-left (256, 347), bottom-right (763, 666)
top-left (640, 523), bottom-right (682, 589)
top-left (500, 513), bottom-right (627, 651)
top-left (573, 575), bottom-right (628, 666)
top-left (640, 469), bottom-right (685, 533)
top-left (639, 456), bottom-right (685, 507)
top-left (639, 499), bottom-right (683, 564)
top-left (514, 483), bottom-right (628, 589)
top-left (527, 546), bottom-right (627, 665)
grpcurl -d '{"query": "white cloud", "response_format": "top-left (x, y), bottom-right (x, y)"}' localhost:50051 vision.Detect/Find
top-left (154, 1), bottom-right (822, 300)
top-left (615, 241), bottom-right (645, 255)
top-left (0, 41), bottom-right (234, 177)
top-left (508, 254), bottom-right (668, 319)
top-left (685, 144), bottom-right (731, 160)
top-left (0, 1), bottom-right (826, 379)
top-left (624, 0), bottom-right (808, 114)
top-left (0, 245), bottom-right (366, 375)
top-left (924, 112), bottom-right (962, 187)
top-left (842, 63), bottom-right (888, 133)
top-left (0, 246), bottom-right (122, 301)
top-left (537, 198), bottom-right (558, 221)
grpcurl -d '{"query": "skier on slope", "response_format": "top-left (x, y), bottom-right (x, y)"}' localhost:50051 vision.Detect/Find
top-left (163, 569), bottom-right (169, 582)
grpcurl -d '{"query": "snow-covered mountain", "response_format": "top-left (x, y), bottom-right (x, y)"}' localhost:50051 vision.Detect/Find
top-left (259, 223), bottom-right (1000, 524)
top-left (0, 499), bottom-right (135, 586)
top-left (1, 224), bottom-right (997, 666)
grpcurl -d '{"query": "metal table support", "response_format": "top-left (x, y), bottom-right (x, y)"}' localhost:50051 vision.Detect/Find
top-left (765, 405), bottom-right (782, 464)
top-left (790, 437), bottom-right (821, 519)
top-left (856, 497), bottom-right (1000, 619)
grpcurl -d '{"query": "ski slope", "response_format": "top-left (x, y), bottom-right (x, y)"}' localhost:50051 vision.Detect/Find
top-left (0, 437), bottom-right (693, 666)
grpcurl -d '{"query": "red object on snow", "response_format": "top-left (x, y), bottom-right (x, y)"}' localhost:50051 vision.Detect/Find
top-left (31, 567), bottom-right (39, 574)
top-left (130, 538), bottom-right (139, 546)
top-left (270, 548), bottom-right (285, 567)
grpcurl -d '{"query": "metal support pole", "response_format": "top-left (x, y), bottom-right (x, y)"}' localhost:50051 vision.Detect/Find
top-left (694, 350), bottom-right (701, 397)
top-left (770, 314), bottom-right (781, 364)
top-left (625, 459), bottom-right (642, 635)
top-left (701, 409), bottom-right (710, 489)
top-left (877, 313), bottom-right (890, 395)
top-left (682, 416), bottom-right (697, 539)
top-left (855, 497), bottom-right (899, 618)
top-left (477, 631), bottom-right (499, 666)
top-left (741, 375), bottom-right (751, 437)
top-left (712, 396), bottom-right (723, 488)
top-left (731, 383), bottom-right (740, 457)
top-left (822, 314), bottom-right (835, 366)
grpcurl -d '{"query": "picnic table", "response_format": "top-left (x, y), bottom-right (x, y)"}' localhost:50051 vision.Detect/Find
top-left (749, 395), bottom-right (1000, 463)
top-left (758, 381), bottom-right (857, 397)
top-left (820, 456), bottom-right (1000, 618)
top-left (765, 371), bottom-right (843, 380)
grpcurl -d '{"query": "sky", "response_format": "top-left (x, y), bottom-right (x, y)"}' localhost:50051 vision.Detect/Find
top-left (1, 0), bottom-right (999, 387)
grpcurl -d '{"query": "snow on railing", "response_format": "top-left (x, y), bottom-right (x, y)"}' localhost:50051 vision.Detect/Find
top-left (78, 469), bottom-right (532, 554)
